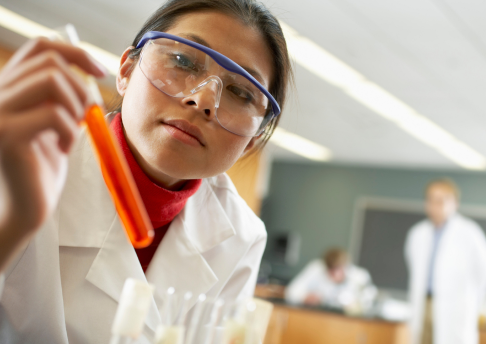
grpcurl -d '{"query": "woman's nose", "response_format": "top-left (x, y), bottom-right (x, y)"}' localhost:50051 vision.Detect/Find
top-left (181, 76), bottom-right (223, 119)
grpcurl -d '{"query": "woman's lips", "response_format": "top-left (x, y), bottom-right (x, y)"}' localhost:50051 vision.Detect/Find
top-left (161, 119), bottom-right (205, 147)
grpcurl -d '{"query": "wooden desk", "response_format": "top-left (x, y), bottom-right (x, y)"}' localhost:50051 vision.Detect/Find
top-left (264, 303), bottom-right (408, 344)
top-left (263, 303), bottom-right (486, 344)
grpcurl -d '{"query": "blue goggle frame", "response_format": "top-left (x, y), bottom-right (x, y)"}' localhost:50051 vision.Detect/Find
top-left (136, 31), bottom-right (281, 117)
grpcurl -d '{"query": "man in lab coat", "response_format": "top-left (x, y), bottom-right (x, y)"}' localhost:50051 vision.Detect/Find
top-left (285, 248), bottom-right (376, 310)
top-left (404, 178), bottom-right (486, 344)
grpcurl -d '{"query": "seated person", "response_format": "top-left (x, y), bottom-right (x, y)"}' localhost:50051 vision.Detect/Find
top-left (285, 248), bottom-right (376, 309)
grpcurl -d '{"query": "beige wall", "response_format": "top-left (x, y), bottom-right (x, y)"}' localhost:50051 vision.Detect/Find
top-left (0, 46), bottom-right (11, 67)
top-left (227, 152), bottom-right (264, 216)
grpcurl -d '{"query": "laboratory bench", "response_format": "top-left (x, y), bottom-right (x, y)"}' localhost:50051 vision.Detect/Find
top-left (263, 303), bottom-right (486, 344)
top-left (257, 285), bottom-right (486, 344)
top-left (262, 298), bottom-right (409, 344)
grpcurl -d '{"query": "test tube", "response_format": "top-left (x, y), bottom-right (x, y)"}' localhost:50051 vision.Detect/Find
top-left (57, 24), bottom-right (154, 248)
top-left (203, 299), bottom-right (225, 344)
top-left (243, 301), bottom-right (258, 344)
top-left (154, 288), bottom-right (186, 344)
top-left (222, 300), bottom-right (257, 344)
top-left (250, 299), bottom-right (274, 342)
top-left (110, 278), bottom-right (155, 344)
top-left (184, 294), bottom-right (207, 344)
top-left (177, 292), bottom-right (193, 327)
top-left (84, 102), bottom-right (153, 248)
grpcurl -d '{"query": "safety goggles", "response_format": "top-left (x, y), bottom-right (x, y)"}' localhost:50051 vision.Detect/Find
top-left (136, 31), bottom-right (281, 137)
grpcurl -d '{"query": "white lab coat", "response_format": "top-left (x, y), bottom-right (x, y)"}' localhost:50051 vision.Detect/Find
top-left (285, 259), bottom-right (374, 308)
top-left (0, 130), bottom-right (267, 344)
top-left (404, 213), bottom-right (486, 344)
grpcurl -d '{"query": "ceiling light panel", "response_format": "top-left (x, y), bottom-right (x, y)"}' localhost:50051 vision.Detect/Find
top-left (280, 21), bottom-right (486, 170)
top-left (271, 128), bottom-right (332, 162)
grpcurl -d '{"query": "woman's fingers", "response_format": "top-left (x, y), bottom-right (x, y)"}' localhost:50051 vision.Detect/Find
top-left (0, 50), bottom-right (90, 107)
top-left (0, 103), bottom-right (80, 153)
top-left (2, 37), bottom-right (107, 78)
top-left (0, 37), bottom-right (95, 243)
top-left (36, 129), bottom-right (65, 172)
top-left (0, 67), bottom-right (85, 121)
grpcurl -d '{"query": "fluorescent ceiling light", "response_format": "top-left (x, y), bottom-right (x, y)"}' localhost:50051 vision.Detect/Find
top-left (0, 5), bottom-right (119, 75)
top-left (0, 5), bottom-right (54, 39)
top-left (271, 128), bottom-right (332, 162)
top-left (280, 21), bottom-right (486, 170)
top-left (78, 41), bottom-right (119, 75)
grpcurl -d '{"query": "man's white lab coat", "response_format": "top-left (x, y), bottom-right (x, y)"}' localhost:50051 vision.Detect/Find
top-left (285, 259), bottom-right (374, 308)
top-left (0, 131), bottom-right (267, 344)
top-left (405, 213), bottom-right (486, 344)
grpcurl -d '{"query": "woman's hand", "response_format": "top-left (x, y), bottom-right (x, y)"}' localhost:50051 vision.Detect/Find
top-left (0, 37), bottom-right (107, 272)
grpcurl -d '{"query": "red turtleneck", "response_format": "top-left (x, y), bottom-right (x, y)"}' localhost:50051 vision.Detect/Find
top-left (110, 113), bottom-right (201, 272)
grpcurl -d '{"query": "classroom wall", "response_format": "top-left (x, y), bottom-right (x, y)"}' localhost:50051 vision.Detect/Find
top-left (260, 161), bottom-right (486, 282)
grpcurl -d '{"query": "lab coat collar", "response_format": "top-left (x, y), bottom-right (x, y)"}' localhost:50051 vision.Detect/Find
top-left (145, 178), bottom-right (236, 311)
top-left (177, 178), bottom-right (237, 253)
top-left (426, 213), bottom-right (459, 233)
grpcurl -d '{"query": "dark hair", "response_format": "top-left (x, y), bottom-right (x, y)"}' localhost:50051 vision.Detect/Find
top-left (108, 0), bottom-right (293, 147)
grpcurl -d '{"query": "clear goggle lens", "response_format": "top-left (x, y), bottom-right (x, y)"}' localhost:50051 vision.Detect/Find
top-left (139, 38), bottom-right (274, 137)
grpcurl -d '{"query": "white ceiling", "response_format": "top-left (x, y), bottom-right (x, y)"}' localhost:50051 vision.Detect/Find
top-left (1, 0), bottom-right (486, 169)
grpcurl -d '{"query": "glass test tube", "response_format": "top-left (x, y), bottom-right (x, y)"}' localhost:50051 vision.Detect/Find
top-left (110, 278), bottom-right (155, 344)
top-left (59, 24), bottom-right (154, 248)
top-left (203, 299), bottom-right (225, 344)
top-left (84, 103), bottom-right (153, 248)
top-left (222, 299), bottom-right (258, 344)
top-left (155, 288), bottom-right (186, 344)
top-left (184, 294), bottom-right (207, 344)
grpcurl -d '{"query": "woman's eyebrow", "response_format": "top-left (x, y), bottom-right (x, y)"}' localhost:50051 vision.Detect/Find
top-left (241, 66), bottom-right (265, 85)
top-left (181, 33), bottom-right (212, 48)
top-left (181, 33), bottom-right (266, 85)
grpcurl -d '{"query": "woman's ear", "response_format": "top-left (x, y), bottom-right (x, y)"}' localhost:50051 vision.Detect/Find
top-left (242, 136), bottom-right (261, 155)
top-left (116, 47), bottom-right (136, 96)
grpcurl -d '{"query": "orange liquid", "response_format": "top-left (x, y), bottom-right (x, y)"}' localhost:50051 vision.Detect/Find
top-left (84, 104), bottom-right (153, 248)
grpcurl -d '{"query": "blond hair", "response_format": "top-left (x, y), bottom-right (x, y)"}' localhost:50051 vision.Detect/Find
top-left (425, 178), bottom-right (461, 201)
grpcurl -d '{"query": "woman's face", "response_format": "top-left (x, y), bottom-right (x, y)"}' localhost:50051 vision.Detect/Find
top-left (117, 11), bottom-right (273, 187)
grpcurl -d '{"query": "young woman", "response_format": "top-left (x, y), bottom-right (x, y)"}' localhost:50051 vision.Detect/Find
top-left (0, 0), bottom-right (292, 343)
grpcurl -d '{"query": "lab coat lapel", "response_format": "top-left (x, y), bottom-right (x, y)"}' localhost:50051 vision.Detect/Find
top-left (146, 178), bottom-right (236, 310)
top-left (180, 178), bottom-right (236, 253)
top-left (417, 223), bottom-right (434, 291)
top-left (85, 215), bottom-right (161, 333)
